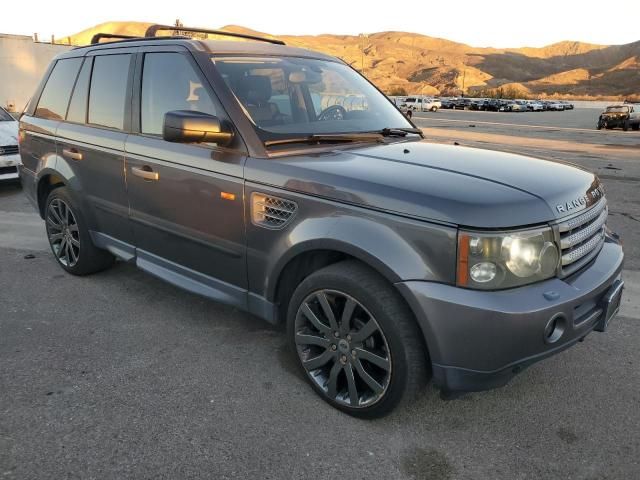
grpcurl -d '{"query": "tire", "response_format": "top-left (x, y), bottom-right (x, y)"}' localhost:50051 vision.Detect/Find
top-left (287, 260), bottom-right (428, 418)
top-left (430, 106), bottom-right (438, 112)
top-left (597, 120), bottom-right (603, 130)
top-left (632, 123), bottom-right (640, 131)
top-left (45, 186), bottom-right (114, 275)
top-left (623, 120), bottom-right (630, 132)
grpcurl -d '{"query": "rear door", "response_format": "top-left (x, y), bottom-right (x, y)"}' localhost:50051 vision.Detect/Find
top-left (56, 50), bottom-right (135, 249)
top-left (20, 57), bottom-right (83, 201)
top-left (125, 47), bottom-right (248, 305)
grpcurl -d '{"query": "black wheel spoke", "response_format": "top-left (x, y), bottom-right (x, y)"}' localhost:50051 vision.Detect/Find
top-left (317, 291), bottom-right (339, 332)
top-left (344, 363), bottom-right (359, 406)
top-left (339, 298), bottom-right (356, 335)
top-left (57, 237), bottom-right (67, 258)
top-left (355, 347), bottom-right (390, 371)
top-left (295, 332), bottom-right (331, 348)
top-left (351, 319), bottom-right (378, 343)
top-left (353, 358), bottom-right (384, 394)
top-left (301, 303), bottom-right (331, 335)
top-left (326, 361), bottom-right (342, 399)
top-left (49, 232), bottom-right (63, 243)
top-left (302, 349), bottom-right (334, 370)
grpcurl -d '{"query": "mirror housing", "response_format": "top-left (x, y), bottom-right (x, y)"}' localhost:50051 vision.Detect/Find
top-left (162, 110), bottom-right (234, 146)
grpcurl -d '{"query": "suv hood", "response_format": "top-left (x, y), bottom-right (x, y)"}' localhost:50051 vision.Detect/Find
top-left (0, 121), bottom-right (18, 145)
top-left (246, 141), bottom-right (601, 228)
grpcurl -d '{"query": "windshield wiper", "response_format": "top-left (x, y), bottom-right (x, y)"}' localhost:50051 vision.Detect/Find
top-left (371, 127), bottom-right (424, 137)
top-left (264, 133), bottom-right (384, 147)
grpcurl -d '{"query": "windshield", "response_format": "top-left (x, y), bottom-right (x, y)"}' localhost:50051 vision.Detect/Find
top-left (212, 56), bottom-right (412, 142)
top-left (0, 108), bottom-right (14, 121)
top-left (605, 106), bottom-right (629, 113)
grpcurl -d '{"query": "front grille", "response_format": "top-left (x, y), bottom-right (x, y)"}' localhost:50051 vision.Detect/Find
top-left (0, 165), bottom-right (17, 175)
top-left (0, 145), bottom-right (19, 156)
top-left (558, 197), bottom-right (607, 275)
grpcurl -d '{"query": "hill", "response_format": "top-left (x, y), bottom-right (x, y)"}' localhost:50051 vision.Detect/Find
top-left (59, 22), bottom-right (640, 99)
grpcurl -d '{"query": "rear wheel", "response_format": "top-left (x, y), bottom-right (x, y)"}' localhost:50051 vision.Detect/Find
top-left (430, 106), bottom-right (438, 112)
top-left (45, 187), bottom-right (114, 275)
top-left (287, 260), bottom-right (428, 418)
top-left (623, 120), bottom-right (630, 132)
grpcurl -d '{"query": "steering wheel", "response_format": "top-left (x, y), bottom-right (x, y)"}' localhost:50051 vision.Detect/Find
top-left (317, 105), bottom-right (347, 121)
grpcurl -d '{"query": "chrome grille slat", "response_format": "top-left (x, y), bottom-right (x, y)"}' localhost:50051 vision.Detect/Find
top-left (558, 197), bottom-right (608, 272)
top-left (561, 231), bottom-right (605, 266)
top-left (560, 207), bottom-right (608, 249)
top-left (0, 145), bottom-right (19, 156)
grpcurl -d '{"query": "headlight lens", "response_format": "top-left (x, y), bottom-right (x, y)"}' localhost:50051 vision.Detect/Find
top-left (457, 227), bottom-right (559, 290)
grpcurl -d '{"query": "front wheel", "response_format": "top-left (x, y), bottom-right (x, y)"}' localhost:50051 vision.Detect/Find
top-left (623, 120), bottom-right (630, 132)
top-left (45, 187), bottom-right (114, 275)
top-left (430, 106), bottom-right (438, 112)
top-left (287, 261), bottom-right (428, 418)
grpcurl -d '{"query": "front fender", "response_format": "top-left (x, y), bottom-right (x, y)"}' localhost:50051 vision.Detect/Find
top-left (245, 188), bottom-right (457, 301)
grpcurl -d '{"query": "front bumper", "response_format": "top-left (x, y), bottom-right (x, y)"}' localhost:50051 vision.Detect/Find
top-left (397, 239), bottom-right (624, 393)
top-left (0, 153), bottom-right (20, 181)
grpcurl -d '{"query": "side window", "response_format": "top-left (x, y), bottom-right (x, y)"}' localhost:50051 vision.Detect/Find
top-left (88, 54), bottom-right (131, 130)
top-left (34, 58), bottom-right (83, 120)
top-left (141, 53), bottom-right (218, 135)
top-left (66, 58), bottom-right (92, 123)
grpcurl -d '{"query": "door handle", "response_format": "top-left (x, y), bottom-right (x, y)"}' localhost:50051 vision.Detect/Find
top-left (131, 166), bottom-right (159, 181)
top-left (62, 148), bottom-right (83, 161)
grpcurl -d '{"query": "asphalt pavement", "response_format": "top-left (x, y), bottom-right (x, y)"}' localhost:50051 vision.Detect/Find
top-left (1, 109), bottom-right (639, 479)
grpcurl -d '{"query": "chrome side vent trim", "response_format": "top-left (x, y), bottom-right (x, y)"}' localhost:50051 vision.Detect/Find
top-left (251, 192), bottom-right (297, 229)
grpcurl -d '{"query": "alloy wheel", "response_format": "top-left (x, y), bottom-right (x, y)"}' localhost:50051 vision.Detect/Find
top-left (46, 198), bottom-right (80, 267)
top-left (294, 289), bottom-right (392, 408)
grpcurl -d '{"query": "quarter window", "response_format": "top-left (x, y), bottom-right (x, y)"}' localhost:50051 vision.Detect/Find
top-left (66, 58), bottom-right (92, 123)
top-left (34, 58), bottom-right (83, 120)
top-left (88, 54), bottom-right (131, 130)
top-left (141, 53), bottom-right (218, 135)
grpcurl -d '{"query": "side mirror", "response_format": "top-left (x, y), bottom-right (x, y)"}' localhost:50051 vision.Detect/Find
top-left (162, 110), bottom-right (234, 146)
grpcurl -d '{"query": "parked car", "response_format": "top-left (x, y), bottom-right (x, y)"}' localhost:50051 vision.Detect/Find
top-left (453, 98), bottom-right (473, 110)
top-left (440, 98), bottom-right (456, 109)
top-left (548, 101), bottom-right (566, 111)
top-left (0, 106), bottom-right (20, 183)
top-left (597, 104), bottom-right (640, 131)
top-left (480, 99), bottom-right (502, 112)
top-left (527, 100), bottom-right (545, 112)
top-left (19, 25), bottom-right (625, 418)
top-left (511, 100), bottom-right (529, 112)
top-left (400, 96), bottom-right (441, 113)
top-left (498, 100), bottom-right (514, 111)
top-left (561, 101), bottom-right (574, 110)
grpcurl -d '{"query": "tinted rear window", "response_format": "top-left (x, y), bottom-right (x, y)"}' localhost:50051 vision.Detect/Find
top-left (0, 108), bottom-right (14, 121)
top-left (88, 54), bottom-right (131, 130)
top-left (34, 58), bottom-right (83, 120)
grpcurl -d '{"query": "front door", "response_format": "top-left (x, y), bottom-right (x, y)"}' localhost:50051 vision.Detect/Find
top-left (125, 49), bottom-right (247, 306)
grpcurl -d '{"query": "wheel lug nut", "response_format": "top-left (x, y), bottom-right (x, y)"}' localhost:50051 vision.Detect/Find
top-left (334, 331), bottom-right (340, 338)
top-left (331, 344), bottom-right (337, 351)
top-left (340, 354), bottom-right (347, 363)
top-left (351, 350), bottom-right (356, 357)
top-left (346, 334), bottom-right (352, 341)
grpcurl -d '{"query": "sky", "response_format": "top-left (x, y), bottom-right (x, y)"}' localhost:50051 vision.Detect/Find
top-left (1, 0), bottom-right (639, 48)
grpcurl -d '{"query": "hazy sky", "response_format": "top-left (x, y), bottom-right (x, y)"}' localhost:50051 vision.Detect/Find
top-left (2, 0), bottom-right (639, 48)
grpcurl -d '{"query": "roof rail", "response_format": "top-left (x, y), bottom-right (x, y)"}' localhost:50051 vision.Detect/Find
top-left (144, 24), bottom-right (285, 45)
top-left (90, 33), bottom-right (139, 44)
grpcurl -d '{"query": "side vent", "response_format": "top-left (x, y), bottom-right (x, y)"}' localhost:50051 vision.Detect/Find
top-left (251, 192), bottom-right (297, 229)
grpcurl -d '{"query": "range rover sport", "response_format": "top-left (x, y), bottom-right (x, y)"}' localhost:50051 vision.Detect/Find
top-left (19, 25), bottom-right (624, 418)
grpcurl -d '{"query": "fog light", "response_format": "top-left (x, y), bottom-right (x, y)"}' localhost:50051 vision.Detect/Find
top-left (470, 262), bottom-right (497, 283)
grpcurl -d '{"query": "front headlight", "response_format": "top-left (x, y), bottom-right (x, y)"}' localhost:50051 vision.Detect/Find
top-left (457, 227), bottom-right (559, 290)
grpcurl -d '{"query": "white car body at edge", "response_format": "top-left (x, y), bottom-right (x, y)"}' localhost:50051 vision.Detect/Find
top-left (0, 108), bottom-right (20, 181)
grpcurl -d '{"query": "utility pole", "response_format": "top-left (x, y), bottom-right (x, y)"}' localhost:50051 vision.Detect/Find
top-left (359, 33), bottom-right (368, 75)
top-left (461, 64), bottom-right (467, 98)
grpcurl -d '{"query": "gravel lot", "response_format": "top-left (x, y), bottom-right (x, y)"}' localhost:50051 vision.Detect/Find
top-left (1, 107), bottom-right (639, 479)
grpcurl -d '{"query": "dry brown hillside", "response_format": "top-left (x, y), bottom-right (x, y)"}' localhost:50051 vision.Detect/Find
top-left (60, 22), bottom-right (640, 99)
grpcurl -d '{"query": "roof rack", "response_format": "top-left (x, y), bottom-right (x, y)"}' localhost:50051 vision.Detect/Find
top-left (87, 24), bottom-right (286, 46)
top-left (90, 33), bottom-right (138, 44)
top-left (144, 24), bottom-right (285, 45)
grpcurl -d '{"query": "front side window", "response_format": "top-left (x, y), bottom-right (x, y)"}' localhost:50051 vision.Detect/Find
top-left (141, 52), bottom-right (218, 135)
top-left (212, 56), bottom-right (411, 141)
top-left (88, 54), bottom-right (131, 130)
top-left (35, 58), bottom-right (83, 120)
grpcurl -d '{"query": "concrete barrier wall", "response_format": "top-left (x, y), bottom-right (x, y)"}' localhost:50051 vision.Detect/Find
top-left (0, 34), bottom-right (72, 112)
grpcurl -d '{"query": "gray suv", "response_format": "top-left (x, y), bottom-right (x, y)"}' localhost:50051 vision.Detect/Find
top-left (19, 26), bottom-right (624, 418)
